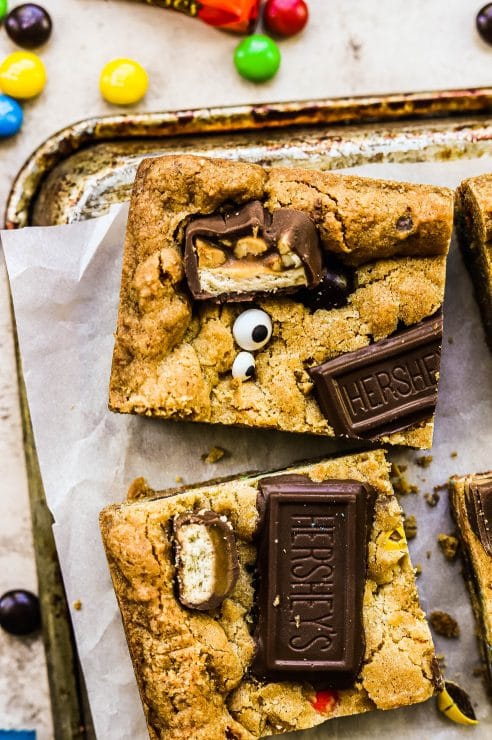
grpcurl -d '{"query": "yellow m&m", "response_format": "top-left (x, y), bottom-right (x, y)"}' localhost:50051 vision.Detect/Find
top-left (99, 58), bottom-right (148, 106)
top-left (0, 51), bottom-right (46, 99)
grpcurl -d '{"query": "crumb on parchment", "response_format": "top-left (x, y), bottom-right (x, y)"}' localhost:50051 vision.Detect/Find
top-left (429, 611), bottom-right (460, 638)
top-left (437, 533), bottom-right (459, 561)
top-left (416, 455), bottom-right (433, 469)
top-left (425, 491), bottom-right (440, 507)
top-left (390, 463), bottom-right (418, 495)
top-left (202, 446), bottom-right (228, 464)
top-left (73, 600), bottom-right (82, 611)
top-left (404, 514), bottom-right (418, 540)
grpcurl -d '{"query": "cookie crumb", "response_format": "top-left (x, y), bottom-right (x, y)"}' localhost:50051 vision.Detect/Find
top-left (73, 600), bottom-right (82, 611)
top-left (175, 475), bottom-right (183, 483)
top-left (404, 514), bottom-right (418, 540)
top-left (202, 446), bottom-right (228, 464)
top-left (429, 611), bottom-right (460, 638)
top-left (437, 533), bottom-right (459, 561)
top-left (426, 550), bottom-right (432, 559)
top-left (414, 564), bottom-right (422, 576)
top-left (450, 451), bottom-right (458, 459)
top-left (424, 491), bottom-right (440, 507)
top-left (127, 477), bottom-right (153, 501)
top-left (416, 455), bottom-right (433, 469)
top-left (391, 464), bottom-right (418, 495)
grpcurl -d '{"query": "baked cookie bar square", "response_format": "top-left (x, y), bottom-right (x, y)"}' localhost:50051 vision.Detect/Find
top-left (100, 450), bottom-right (441, 739)
top-left (109, 155), bottom-right (453, 447)
top-left (449, 472), bottom-right (492, 692)
top-left (456, 175), bottom-right (492, 350)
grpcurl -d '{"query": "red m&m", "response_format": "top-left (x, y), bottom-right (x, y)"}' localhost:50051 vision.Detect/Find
top-left (264, 0), bottom-right (309, 38)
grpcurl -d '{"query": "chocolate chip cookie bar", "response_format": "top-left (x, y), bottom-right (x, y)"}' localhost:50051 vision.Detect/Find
top-left (449, 472), bottom-right (492, 692)
top-left (109, 155), bottom-right (453, 447)
top-left (456, 174), bottom-right (492, 350)
top-left (100, 450), bottom-right (441, 739)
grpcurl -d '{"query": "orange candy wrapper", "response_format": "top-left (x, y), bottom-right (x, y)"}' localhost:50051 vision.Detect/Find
top-left (139, 0), bottom-right (261, 33)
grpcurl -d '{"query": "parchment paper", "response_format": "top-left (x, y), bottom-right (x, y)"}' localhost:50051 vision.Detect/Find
top-left (2, 156), bottom-right (492, 740)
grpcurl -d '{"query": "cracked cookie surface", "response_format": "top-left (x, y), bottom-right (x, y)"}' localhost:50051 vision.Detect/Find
top-left (100, 450), bottom-right (440, 739)
top-left (109, 156), bottom-right (453, 448)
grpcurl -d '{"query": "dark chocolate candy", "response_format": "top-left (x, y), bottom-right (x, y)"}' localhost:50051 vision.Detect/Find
top-left (464, 473), bottom-right (492, 556)
top-left (295, 262), bottom-right (352, 311)
top-left (308, 313), bottom-right (443, 440)
top-left (184, 201), bottom-right (322, 301)
top-left (173, 510), bottom-right (239, 611)
top-left (252, 474), bottom-right (375, 687)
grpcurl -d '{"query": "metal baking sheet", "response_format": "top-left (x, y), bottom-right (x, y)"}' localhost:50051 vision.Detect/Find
top-left (5, 89), bottom-right (492, 739)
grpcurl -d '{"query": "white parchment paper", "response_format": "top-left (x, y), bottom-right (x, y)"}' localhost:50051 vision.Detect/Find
top-left (2, 156), bottom-right (492, 740)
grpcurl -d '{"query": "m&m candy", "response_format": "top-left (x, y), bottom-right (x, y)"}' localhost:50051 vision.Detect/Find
top-left (0, 94), bottom-right (23, 137)
top-left (477, 3), bottom-right (492, 45)
top-left (99, 58), bottom-right (149, 105)
top-left (0, 0), bottom-right (8, 22)
top-left (5, 4), bottom-right (52, 48)
top-left (234, 34), bottom-right (281, 82)
top-left (0, 51), bottom-right (46, 98)
top-left (263, 0), bottom-right (308, 37)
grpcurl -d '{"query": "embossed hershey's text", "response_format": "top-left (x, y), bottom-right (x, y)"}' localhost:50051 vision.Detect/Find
top-left (286, 514), bottom-right (339, 659)
top-left (340, 347), bottom-right (439, 423)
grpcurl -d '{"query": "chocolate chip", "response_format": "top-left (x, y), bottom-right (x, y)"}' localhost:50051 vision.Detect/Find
top-left (396, 215), bottom-right (413, 231)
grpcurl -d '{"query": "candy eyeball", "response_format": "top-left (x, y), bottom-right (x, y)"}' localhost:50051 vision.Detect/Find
top-left (233, 309), bottom-right (272, 351)
top-left (232, 352), bottom-right (256, 382)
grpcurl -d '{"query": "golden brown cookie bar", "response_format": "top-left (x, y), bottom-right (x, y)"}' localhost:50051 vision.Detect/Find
top-left (449, 472), bottom-right (492, 692)
top-left (100, 450), bottom-right (441, 739)
top-left (456, 175), bottom-right (492, 351)
top-left (109, 155), bottom-right (453, 447)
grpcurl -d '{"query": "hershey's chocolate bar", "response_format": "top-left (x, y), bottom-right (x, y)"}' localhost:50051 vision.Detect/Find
top-left (465, 474), bottom-right (492, 556)
top-left (252, 475), bottom-right (375, 687)
top-left (173, 510), bottom-right (239, 611)
top-left (308, 313), bottom-right (443, 440)
top-left (184, 201), bottom-right (322, 301)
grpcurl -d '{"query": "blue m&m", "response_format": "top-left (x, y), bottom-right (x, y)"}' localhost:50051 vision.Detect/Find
top-left (0, 94), bottom-right (23, 137)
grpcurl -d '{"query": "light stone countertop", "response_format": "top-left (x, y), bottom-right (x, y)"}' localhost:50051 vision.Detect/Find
top-left (0, 1), bottom-right (490, 737)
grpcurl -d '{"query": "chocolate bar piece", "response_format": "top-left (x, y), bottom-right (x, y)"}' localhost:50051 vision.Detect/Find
top-left (308, 313), bottom-right (443, 440)
top-left (173, 509), bottom-right (239, 610)
top-left (456, 175), bottom-right (492, 351)
top-left (184, 201), bottom-right (322, 301)
top-left (449, 473), bottom-right (492, 692)
top-left (252, 475), bottom-right (375, 687)
top-left (465, 476), bottom-right (492, 557)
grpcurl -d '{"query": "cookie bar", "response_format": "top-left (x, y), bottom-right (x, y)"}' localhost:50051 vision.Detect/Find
top-left (456, 174), bottom-right (492, 350)
top-left (100, 450), bottom-right (441, 739)
top-left (449, 472), bottom-right (492, 691)
top-left (109, 155), bottom-right (453, 447)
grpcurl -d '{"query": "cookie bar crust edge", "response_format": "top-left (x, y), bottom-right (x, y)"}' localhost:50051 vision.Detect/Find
top-left (109, 155), bottom-right (453, 448)
top-left (449, 473), bottom-right (492, 692)
top-left (100, 450), bottom-right (440, 739)
top-left (456, 175), bottom-right (492, 350)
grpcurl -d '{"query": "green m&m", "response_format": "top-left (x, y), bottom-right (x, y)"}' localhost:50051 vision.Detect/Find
top-left (234, 34), bottom-right (281, 82)
top-left (0, 0), bottom-right (8, 21)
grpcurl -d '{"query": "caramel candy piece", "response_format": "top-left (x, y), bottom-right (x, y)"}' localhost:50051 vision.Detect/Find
top-left (184, 201), bottom-right (322, 301)
top-left (173, 510), bottom-right (239, 611)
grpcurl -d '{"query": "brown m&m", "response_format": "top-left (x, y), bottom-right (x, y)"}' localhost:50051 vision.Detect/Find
top-left (5, 4), bottom-right (52, 48)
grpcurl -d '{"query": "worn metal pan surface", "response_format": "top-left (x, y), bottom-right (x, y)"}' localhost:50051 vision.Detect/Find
top-left (5, 88), bottom-right (492, 739)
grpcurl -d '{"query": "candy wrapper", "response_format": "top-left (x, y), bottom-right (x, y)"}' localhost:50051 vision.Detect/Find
top-left (136, 0), bottom-right (260, 33)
